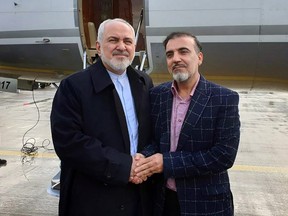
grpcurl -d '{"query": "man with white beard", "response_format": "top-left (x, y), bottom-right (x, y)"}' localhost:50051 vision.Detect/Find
top-left (50, 18), bottom-right (153, 216)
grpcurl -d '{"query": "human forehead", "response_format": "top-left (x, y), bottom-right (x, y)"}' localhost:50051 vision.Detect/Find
top-left (104, 21), bottom-right (134, 40)
top-left (166, 36), bottom-right (196, 51)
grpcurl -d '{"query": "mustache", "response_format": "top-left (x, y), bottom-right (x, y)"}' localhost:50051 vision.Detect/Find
top-left (172, 63), bottom-right (186, 70)
top-left (112, 50), bottom-right (129, 57)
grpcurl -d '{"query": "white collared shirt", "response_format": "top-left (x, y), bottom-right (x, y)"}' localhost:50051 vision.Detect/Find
top-left (108, 70), bottom-right (139, 156)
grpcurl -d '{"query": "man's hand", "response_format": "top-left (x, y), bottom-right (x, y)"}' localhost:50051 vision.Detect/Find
top-left (134, 153), bottom-right (163, 179)
top-left (129, 153), bottom-right (147, 184)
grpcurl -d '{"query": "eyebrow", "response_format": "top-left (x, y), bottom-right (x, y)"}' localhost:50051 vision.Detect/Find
top-left (107, 35), bottom-right (133, 41)
top-left (178, 47), bottom-right (190, 52)
top-left (166, 47), bottom-right (190, 54)
top-left (166, 50), bottom-right (173, 55)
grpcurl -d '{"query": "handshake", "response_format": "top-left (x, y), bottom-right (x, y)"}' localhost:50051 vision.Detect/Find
top-left (129, 153), bottom-right (163, 184)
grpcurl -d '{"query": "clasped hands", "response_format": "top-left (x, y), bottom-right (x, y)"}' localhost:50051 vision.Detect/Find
top-left (129, 153), bottom-right (163, 184)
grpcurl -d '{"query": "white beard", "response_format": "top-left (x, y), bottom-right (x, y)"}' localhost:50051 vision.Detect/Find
top-left (100, 49), bottom-right (133, 72)
top-left (107, 57), bottom-right (131, 72)
top-left (172, 71), bottom-right (190, 82)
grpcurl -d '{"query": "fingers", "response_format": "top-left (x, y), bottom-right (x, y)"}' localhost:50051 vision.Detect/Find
top-left (135, 153), bottom-right (163, 175)
top-left (129, 175), bottom-right (147, 184)
top-left (129, 154), bottom-right (149, 184)
top-left (129, 153), bottom-right (164, 185)
top-left (134, 153), bottom-right (144, 161)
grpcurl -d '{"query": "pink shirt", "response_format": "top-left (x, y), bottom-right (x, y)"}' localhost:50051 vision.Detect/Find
top-left (167, 74), bottom-right (200, 191)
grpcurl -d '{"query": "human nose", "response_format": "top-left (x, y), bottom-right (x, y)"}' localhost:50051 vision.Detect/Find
top-left (171, 52), bottom-right (181, 62)
top-left (116, 41), bottom-right (126, 50)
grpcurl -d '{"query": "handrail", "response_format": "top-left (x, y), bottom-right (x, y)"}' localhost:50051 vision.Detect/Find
top-left (139, 51), bottom-right (147, 71)
top-left (135, 8), bottom-right (143, 47)
top-left (83, 51), bottom-right (87, 69)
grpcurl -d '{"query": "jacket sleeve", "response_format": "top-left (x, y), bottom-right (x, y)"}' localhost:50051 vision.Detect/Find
top-left (50, 78), bottom-right (132, 185)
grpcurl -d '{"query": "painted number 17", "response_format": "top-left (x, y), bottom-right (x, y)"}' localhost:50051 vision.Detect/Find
top-left (1, 81), bottom-right (11, 90)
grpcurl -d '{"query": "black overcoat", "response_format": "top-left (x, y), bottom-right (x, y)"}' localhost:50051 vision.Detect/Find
top-left (50, 59), bottom-right (153, 216)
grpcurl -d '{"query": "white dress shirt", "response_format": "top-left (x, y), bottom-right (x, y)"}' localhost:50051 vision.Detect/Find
top-left (108, 70), bottom-right (139, 155)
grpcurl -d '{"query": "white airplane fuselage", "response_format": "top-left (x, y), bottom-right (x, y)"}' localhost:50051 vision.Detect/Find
top-left (0, 0), bottom-right (288, 92)
top-left (0, 0), bottom-right (83, 92)
top-left (144, 0), bottom-right (288, 87)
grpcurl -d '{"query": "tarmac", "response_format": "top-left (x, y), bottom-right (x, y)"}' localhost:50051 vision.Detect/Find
top-left (0, 83), bottom-right (288, 216)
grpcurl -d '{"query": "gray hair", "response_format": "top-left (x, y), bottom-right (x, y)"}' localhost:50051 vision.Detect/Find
top-left (97, 18), bottom-right (135, 43)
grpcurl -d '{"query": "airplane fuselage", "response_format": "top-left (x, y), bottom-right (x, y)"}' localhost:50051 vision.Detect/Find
top-left (0, 0), bottom-right (288, 92)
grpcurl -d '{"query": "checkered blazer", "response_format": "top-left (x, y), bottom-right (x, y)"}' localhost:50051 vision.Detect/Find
top-left (143, 75), bottom-right (240, 216)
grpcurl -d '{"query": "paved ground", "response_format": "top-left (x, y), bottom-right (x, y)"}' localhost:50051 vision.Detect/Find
top-left (0, 84), bottom-right (287, 216)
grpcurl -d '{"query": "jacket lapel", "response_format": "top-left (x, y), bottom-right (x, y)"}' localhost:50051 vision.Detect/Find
top-left (177, 76), bottom-right (211, 150)
top-left (127, 67), bottom-right (149, 151)
top-left (90, 59), bottom-right (131, 154)
top-left (160, 84), bottom-right (174, 153)
top-left (127, 67), bottom-right (143, 120)
top-left (112, 89), bottom-right (131, 154)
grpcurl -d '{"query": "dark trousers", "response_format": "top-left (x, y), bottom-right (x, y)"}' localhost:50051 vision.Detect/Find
top-left (162, 188), bottom-right (181, 216)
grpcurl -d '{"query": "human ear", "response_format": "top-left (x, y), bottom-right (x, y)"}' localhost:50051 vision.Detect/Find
top-left (198, 52), bottom-right (203, 66)
top-left (96, 41), bottom-right (101, 56)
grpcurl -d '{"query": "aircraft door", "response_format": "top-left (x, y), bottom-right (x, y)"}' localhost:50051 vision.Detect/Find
top-left (78, 0), bottom-right (146, 68)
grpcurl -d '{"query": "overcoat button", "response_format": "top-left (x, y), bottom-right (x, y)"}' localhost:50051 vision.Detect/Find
top-left (120, 205), bottom-right (125, 211)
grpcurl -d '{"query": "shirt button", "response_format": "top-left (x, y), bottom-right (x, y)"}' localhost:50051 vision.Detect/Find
top-left (178, 119), bottom-right (182, 122)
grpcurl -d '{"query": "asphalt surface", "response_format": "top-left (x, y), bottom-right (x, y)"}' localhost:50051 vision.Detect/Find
top-left (0, 83), bottom-right (287, 216)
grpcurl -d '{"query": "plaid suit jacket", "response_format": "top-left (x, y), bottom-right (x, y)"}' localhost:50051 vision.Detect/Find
top-left (143, 75), bottom-right (240, 216)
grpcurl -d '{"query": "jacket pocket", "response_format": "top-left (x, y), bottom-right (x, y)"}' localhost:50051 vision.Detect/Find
top-left (201, 183), bottom-right (230, 196)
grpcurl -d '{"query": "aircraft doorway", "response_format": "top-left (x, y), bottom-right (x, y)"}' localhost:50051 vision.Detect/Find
top-left (78, 0), bottom-right (145, 66)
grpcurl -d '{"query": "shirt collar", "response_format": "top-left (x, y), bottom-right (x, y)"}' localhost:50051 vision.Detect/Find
top-left (107, 70), bottom-right (127, 81)
top-left (171, 73), bottom-right (200, 98)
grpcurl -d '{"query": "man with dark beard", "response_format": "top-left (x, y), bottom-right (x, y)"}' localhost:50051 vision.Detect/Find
top-left (50, 18), bottom-right (153, 216)
top-left (133, 32), bottom-right (241, 216)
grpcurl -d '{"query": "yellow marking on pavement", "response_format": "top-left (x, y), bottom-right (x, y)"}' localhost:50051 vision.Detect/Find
top-left (232, 165), bottom-right (288, 174)
top-left (0, 150), bottom-right (57, 158)
top-left (1, 150), bottom-right (288, 174)
top-left (205, 75), bottom-right (288, 84)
